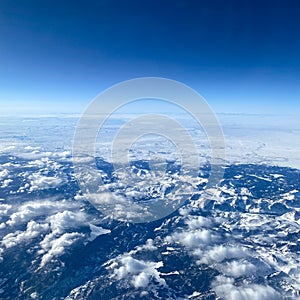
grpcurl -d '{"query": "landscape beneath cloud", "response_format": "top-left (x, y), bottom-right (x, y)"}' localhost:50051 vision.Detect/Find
top-left (0, 113), bottom-right (299, 299)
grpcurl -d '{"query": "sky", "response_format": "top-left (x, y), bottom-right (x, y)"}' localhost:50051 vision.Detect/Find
top-left (0, 0), bottom-right (300, 115)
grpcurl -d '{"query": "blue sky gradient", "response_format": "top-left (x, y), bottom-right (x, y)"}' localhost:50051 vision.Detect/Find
top-left (0, 0), bottom-right (300, 114)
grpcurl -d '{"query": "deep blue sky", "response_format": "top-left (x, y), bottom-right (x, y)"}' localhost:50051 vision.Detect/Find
top-left (1, 0), bottom-right (300, 114)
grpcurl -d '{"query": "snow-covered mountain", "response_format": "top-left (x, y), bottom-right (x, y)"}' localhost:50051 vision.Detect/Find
top-left (0, 115), bottom-right (299, 299)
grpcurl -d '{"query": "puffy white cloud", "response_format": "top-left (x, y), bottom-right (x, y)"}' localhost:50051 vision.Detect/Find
top-left (39, 232), bottom-right (84, 267)
top-left (0, 204), bottom-right (12, 216)
top-left (0, 199), bottom-right (103, 267)
top-left (2, 221), bottom-right (49, 248)
top-left (1, 179), bottom-right (13, 188)
top-left (212, 275), bottom-right (282, 300)
top-left (114, 256), bottom-right (165, 289)
top-left (185, 215), bottom-right (213, 229)
top-left (132, 271), bottom-right (150, 288)
top-left (0, 169), bottom-right (9, 180)
top-left (219, 260), bottom-right (256, 278)
top-left (115, 257), bottom-right (149, 279)
top-left (0, 145), bottom-right (15, 152)
top-left (166, 229), bottom-right (216, 249)
top-left (17, 150), bottom-right (71, 163)
top-left (138, 239), bottom-right (157, 251)
top-left (1, 196), bottom-right (112, 267)
top-left (36, 210), bottom-right (111, 266)
top-left (6, 200), bottom-right (80, 226)
top-left (28, 173), bottom-right (64, 192)
top-left (46, 211), bottom-right (87, 234)
top-left (198, 245), bottom-right (247, 264)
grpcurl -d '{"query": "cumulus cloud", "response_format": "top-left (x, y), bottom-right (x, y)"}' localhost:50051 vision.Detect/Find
top-left (46, 211), bottom-right (87, 234)
top-left (212, 275), bottom-right (282, 300)
top-left (1, 209), bottom-right (94, 267)
top-left (1, 196), bottom-right (111, 267)
top-left (2, 221), bottom-right (49, 248)
top-left (185, 215), bottom-right (213, 229)
top-left (39, 232), bottom-right (84, 267)
top-left (0, 168), bottom-right (11, 189)
top-left (5, 200), bottom-right (81, 226)
top-left (0, 169), bottom-right (9, 180)
top-left (137, 239), bottom-right (157, 252)
top-left (0, 204), bottom-right (12, 216)
top-left (28, 173), bottom-right (64, 192)
top-left (219, 260), bottom-right (256, 277)
top-left (114, 256), bottom-right (165, 289)
top-left (1, 179), bottom-right (13, 188)
top-left (17, 149), bottom-right (71, 163)
top-left (36, 210), bottom-right (111, 266)
top-left (166, 229), bottom-right (216, 249)
top-left (197, 245), bottom-right (247, 265)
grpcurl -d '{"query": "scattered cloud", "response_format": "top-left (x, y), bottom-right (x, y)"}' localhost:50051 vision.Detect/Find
top-left (5, 200), bottom-right (80, 227)
top-left (0, 169), bottom-right (9, 180)
top-left (2, 221), bottom-right (49, 248)
top-left (198, 245), bottom-right (247, 265)
top-left (114, 256), bottom-right (165, 289)
top-left (219, 260), bottom-right (256, 277)
top-left (28, 173), bottom-right (64, 192)
top-left (167, 229), bottom-right (216, 249)
top-left (212, 275), bottom-right (282, 300)
top-left (39, 232), bottom-right (84, 267)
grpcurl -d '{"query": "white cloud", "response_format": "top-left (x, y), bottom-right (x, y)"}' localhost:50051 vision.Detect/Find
top-left (36, 210), bottom-right (107, 266)
top-left (28, 173), bottom-right (64, 192)
top-left (6, 200), bottom-right (80, 226)
top-left (0, 169), bottom-right (9, 180)
top-left (39, 232), bottom-right (84, 267)
top-left (198, 245), bottom-right (247, 264)
top-left (0, 248), bottom-right (4, 262)
top-left (114, 256), bottom-right (165, 289)
top-left (46, 210), bottom-right (87, 234)
top-left (0, 204), bottom-right (12, 216)
top-left (124, 239), bottom-right (158, 257)
top-left (2, 221), bottom-right (49, 248)
top-left (115, 256), bottom-right (150, 279)
top-left (1, 179), bottom-right (13, 188)
top-left (166, 229), bottom-right (216, 249)
top-left (212, 275), bottom-right (282, 300)
top-left (9, 208), bottom-right (110, 267)
top-left (2, 197), bottom-right (111, 267)
top-left (185, 215), bottom-right (213, 229)
top-left (219, 260), bottom-right (256, 277)
top-left (138, 238), bottom-right (157, 251)
top-left (132, 271), bottom-right (150, 288)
